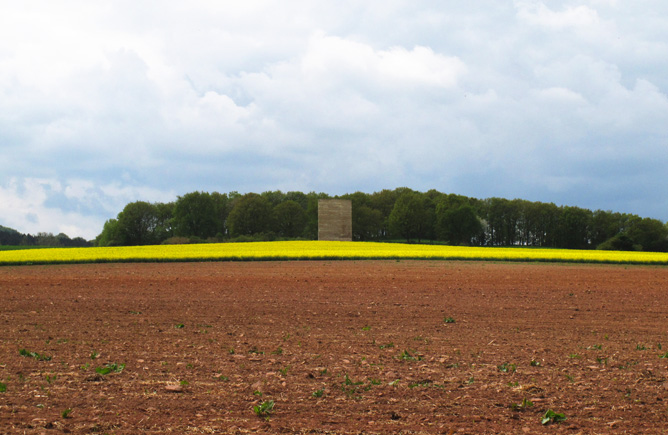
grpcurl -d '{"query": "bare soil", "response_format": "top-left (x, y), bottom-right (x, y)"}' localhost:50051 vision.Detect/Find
top-left (1, 260), bottom-right (667, 434)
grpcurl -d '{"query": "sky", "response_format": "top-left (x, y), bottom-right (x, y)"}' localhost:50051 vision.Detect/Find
top-left (1, 0), bottom-right (667, 240)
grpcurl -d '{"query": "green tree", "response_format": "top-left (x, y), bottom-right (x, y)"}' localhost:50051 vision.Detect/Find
top-left (388, 191), bottom-right (427, 242)
top-left (556, 206), bottom-right (592, 249)
top-left (353, 204), bottom-right (383, 241)
top-left (211, 192), bottom-right (230, 237)
top-left (227, 193), bottom-right (273, 236)
top-left (173, 192), bottom-right (218, 240)
top-left (625, 217), bottom-right (668, 252)
top-left (436, 203), bottom-right (482, 245)
top-left (116, 201), bottom-right (161, 245)
top-left (96, 219), bottom-right (120, 246)
top-left (272, 200), bottom-right (307, 238)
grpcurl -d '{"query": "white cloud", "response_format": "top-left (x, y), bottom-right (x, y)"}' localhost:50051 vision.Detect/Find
top-left (516, 3), bottom-right (601, 30)
top-left (1, 1), bottom-right (668, 238)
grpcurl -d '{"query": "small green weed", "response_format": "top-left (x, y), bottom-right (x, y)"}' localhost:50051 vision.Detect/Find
top-left (443, 317), bottom-right (456, 324)
top-left (95, 362), bottom-right (125, 375)
top-left (312, 388), bottom-right (325, 398)
top-left (362, 325), bottom-right (371, 331)
top-left (19, 349), bottom-right (51, 361)
top-left (253, 400), bottom-right (274, 418)
top-left (61, 408), bottom-right (72, 419)
top-left (659, 352), bottom-right (668, 359)
top-left (568, 353), bottom-right (581, 359)
top-left (636, 344), bottom-right (648, 351)
top-left (408, 380), bottom-right (433, 388)
top-left (587, 344), bottom-right (602, 350)
top-left (379, 342), bottom-right (394, 349)
top-left (398, 350), bottom-right (421, 361)
top-left (530, 359), bottom-right (541, 367)
top-left (90, 350), bottom-right (99, 360)
top-left (175, 323), bottom-right (185, 329)
top-left (497, 362), bottom-right (517, 373)
top-left (541, 409), bottom-right (566, 425)
top-left (343, 374), bottom-right (363, 386)
top-left (511, 397), bottom-right (534, 411)
top-left (0, 382), bottom-right (6, 392)
top-left (278, 366), bottom-right (290, 376)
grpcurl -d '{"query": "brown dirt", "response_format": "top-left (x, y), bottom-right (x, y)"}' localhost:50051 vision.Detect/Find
top-left (1, 260), bottom-right (667, 434)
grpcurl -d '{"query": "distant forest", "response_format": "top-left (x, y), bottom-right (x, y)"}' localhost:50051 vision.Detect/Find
top-left (89, 188), bottom-right (668, 252)
top-left (0, 225), bottom-right (91, 248)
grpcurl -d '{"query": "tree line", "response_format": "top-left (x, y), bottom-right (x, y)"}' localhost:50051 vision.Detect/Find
top-left (95, 188), bottom-right (668, 252)
top-left (0, 225), bottom-right (91, 247)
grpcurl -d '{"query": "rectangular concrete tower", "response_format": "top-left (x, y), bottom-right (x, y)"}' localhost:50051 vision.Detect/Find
top-left (318, 199), bottom-right (352, 241)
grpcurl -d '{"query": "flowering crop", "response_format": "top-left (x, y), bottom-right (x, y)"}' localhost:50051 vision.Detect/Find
top-left (1, 241), bottom-right (667, 266)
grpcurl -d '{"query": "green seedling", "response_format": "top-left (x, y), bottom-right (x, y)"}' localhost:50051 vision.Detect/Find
top-left (596, 356), bottom-right (608, 365)
top-left (465, 377), bottom-right (475, 385)
top-left (0, 382), bottom-right (6, 392)
top-left (636, 344), bottom-right (648, 351)
top-left (587, 344), bottom-right (602, 350)
top-left (497, 362), bottom-right (517, 373)
top-left (379, 343), bottom-right (394, 349)
top-left (530, 359), bottom-right (541, 367)
top-left (408, 380), bottom-right (433, 388)
top-left (312, 388), bottom-right (325, 398)
top-left (279, 366), bottom-right (290, 376)
top-left (90, 350), bottom-right (99, 360)
top-left (61, 408), bottom-right (72, 419)
top-left (343, 374), bottom-right (363, 386)
top-left (271, 347), bottom-right (283, 355)
top-left (253, 390), bottom-right (263, 397)
top-left (659, 352), bottom-right (668, 359)
top-left (95, 362), bottom-right (125, 375)
top-left (362, 325), bottom-right (371, 331)
top-left (443, 317), bottom-right (456, 324)
top-left (253, 400), bottom-right (274, 418)
top-left (19, 349), bottom-right (51, 361)
top-left (175, 323), bottom-right (185, 329)
top-left (398, 350), bottom-right (421, 361)
top-left (568, 353), bottom-right (581, 359)
top-left (45, 374), bottom-right (57, 384)
top-left (541, 409), bottom-right (566, 425)
top-left (511, 397), bottom-right (534, 411)
top-left (217, 375), bottom-right (229, 381)
top-left (388, 379), bottom-right (400, 386)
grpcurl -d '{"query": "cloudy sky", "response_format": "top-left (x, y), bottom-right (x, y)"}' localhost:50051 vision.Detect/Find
top-left (1, 0), bottom-right (667, 239)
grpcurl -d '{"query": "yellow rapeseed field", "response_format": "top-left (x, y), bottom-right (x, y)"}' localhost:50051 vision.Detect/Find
top-left (1, 241), bottom-right (668, 265)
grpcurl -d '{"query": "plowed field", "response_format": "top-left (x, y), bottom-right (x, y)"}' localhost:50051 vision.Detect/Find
top-left (1, 261), bottom-right (667, 434)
